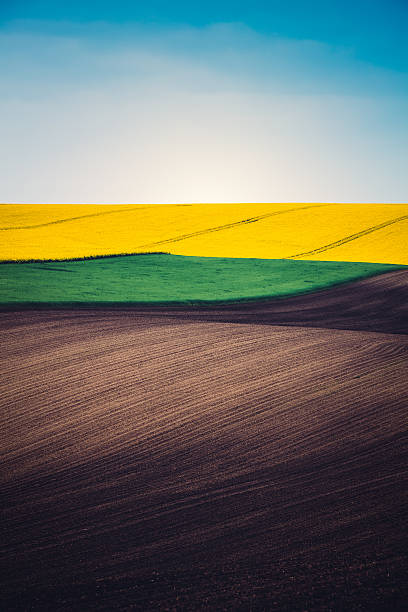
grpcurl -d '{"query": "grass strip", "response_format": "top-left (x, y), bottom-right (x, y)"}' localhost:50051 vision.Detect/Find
top-left (0, 254), bottom-right (403, 306)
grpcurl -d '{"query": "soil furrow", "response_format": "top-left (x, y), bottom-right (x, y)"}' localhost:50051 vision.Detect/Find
top-left (1, 274), bottom-right (407, 610)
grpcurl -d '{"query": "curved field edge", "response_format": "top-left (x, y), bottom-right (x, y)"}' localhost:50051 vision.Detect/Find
top-left (0, 254), bottom-right (404, 307)
top-left (0, 251), bottom-right (168, 264)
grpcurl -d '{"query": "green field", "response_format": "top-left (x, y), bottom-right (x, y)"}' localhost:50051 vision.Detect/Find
top-left (0, 254), bottom-right (403, 306)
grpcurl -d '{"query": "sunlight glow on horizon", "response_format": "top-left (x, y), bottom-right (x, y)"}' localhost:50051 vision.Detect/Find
top-left (1, 5), bottom-right (407, 203)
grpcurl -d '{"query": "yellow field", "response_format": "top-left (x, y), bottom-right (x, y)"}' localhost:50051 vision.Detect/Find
top-left (1, 203), bottom-right (407, 264)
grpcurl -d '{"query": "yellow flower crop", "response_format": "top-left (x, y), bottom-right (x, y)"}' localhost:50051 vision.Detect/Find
top-left (1, 202), bottom-right (407, 264)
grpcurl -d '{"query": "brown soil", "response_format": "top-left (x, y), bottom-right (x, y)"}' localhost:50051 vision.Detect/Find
top-left (1, 272), bottom-right (407, 610)
top-left (91, 269), bottom-right (407, 335)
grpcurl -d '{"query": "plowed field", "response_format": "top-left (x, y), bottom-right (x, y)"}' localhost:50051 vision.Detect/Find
top-left (1, 271), bottom-right (407, 610)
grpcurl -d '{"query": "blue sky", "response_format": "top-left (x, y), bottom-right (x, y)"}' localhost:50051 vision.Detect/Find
top-left (1, 1), bottom-right (407, 203)
top-left (3, 0), bottom-right (407, 71)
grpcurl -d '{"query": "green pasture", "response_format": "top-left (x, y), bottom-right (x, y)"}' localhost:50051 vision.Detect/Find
top-left (0, 254), bottom-right (402, 306)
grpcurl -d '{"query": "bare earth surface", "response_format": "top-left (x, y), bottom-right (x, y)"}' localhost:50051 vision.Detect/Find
top-left (1, 271), bottom-right (408, 610)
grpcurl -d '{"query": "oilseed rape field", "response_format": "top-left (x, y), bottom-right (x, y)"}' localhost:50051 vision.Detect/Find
top-left (1, 202), bottom-right (407, 263)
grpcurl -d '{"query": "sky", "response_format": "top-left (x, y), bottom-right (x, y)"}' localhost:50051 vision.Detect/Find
top-left (0, 0), bottom-right (407, 203)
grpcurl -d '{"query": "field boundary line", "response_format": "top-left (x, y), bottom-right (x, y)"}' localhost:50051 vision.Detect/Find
top-left (0, 205), bottom-right (154, 231)
top-left (288, 215), bottom-right (408, 259)
top-left (138, 204), bottom-right (329, 248)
